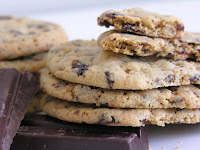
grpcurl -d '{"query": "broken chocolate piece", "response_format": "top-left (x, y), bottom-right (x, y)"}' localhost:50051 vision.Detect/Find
top-left (0, 69), bottom-right (39, 150)
top-left (11, 114), bottom-right (148, 150)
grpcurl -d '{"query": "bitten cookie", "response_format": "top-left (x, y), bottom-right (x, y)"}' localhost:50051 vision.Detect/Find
top-left (47, 40), bottom-right (200, 90)
top-left (98, 30), bottom-right (200, 60)
top-left (41, 95), bottom-right (200, 127)
top-left (40, 68), bottom-right (200, 109)
top-left (98, 8), bottom-right (184, 38)
top-left (0, 52), bottom-right (47, 72)
top-left (0, 16), bottom-right (67, 60)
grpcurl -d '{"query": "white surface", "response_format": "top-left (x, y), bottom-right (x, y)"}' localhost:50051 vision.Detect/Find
top-left (27, 1), bottom-right (200, 149)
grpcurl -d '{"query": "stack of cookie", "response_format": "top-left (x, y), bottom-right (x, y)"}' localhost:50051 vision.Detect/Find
top-left (40, 8), bottom-right (200, 127)
top-left (0, 16), bottom-right (67, 112)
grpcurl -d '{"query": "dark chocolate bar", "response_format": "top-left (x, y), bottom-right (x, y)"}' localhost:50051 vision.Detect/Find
top-left (11, 114), bottom-right (149, 150)
top-left (0, 68), bottom-right (39, 150)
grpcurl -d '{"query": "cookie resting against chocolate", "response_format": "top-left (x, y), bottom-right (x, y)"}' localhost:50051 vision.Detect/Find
top-left (40, 68), bottom-right (200, 109)
top-left (47, 40), bottom-right (200, 90)
top-left (27, 91), bottom-right (45, 113)
top-left (41, 94), bottom-right (200, 127)
top-left (98, 8), bottom-right (184, 38)
top-left (98, 30), bottom-right (200, 60)
top-left (0, 15), bottom-right (67, 60)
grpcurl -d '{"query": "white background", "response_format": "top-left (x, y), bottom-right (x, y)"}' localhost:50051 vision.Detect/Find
top-left (2, 0), bottom-right (200, 149)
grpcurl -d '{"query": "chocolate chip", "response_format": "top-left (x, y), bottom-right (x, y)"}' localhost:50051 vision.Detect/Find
top-left (155, 78), bottom-right (160, 83)
top-left (27, 24), bottom-right (50, 32)
top-left (0, 16), bottom-right (12, 20)
top-left (9, 30), bottom-right (23, 36)
top-left (52, 82), bottom-right (68, 88)
top-left (176, 21), bottom-right (184, 31)
top-left (139, 119), bottom-right (146, 124)
top-left (139, 119), bottom-right (150, 125)
top-left (164, 75), bottom-right (175, 83)
top-left (122, 23), bottom-right (133, 32)
top-left (131, 50), bottom-right (136, 54)
top-left (171, 98), bottom-right (183, 104)
top-left (73, 110), bottom-right (79, 115)
top-left (101, 20), bottom-right (112, 28)
top-left (142, 49), bottom-right (148, 53)
top-left (106, 13), bottom-right (117, 19)
top-left (72, 60), bottom-right (88, 76)
top-left (190, 75), bottom-right (200, 83)
top-left (97, 114), bottom-right (116, 125)
top-left (105, 71), bottom-right (114, 89)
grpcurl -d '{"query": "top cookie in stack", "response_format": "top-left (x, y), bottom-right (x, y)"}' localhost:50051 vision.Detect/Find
top-left (98, 8), bottom-right (200, 61)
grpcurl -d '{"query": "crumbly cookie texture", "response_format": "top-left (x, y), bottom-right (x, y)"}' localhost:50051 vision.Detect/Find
top-left (0, 52), bottom-right (47, 72)
top-left (41, 95), bottom-right (200, 127)
top-left (47, 40), bottom-right (200, 90)
top-left (98, 30), bottom-right (200, 60)
top-left (40, 68), bottom-right (200, 109)
top-left (0, 16), bottom-right (67, 60)
top-left (97, 8), bottom-right (184, 38)
top-left (27, 91), bottom-right (44, 113)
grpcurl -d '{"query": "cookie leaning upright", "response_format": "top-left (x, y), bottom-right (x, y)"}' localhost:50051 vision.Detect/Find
top-left (97, 8), bottom-right (184, 38)
top-left (0, 16), bottom-right (67, 60)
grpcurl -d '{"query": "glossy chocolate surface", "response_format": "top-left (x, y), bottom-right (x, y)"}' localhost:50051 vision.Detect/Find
top-left (11, 114), bottom-right (148, 150)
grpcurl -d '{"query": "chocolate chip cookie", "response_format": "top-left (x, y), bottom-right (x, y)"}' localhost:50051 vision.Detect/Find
top-left (41, 95), bottom-right (200, 127)
top-left (27, 91), bottom-right (44, 113)
top-left (47, 40), bottom-right (200, 90)
top-left (0, 52), bottom-right (47, 72)
top-left (0, 16), bottom-right (67, 60)
top-left (98, 8), bottom-right (184, 38)
top-left (98, 30), bottom-right (200, 60)
top-left (40, 68), bottom-right (200, 109)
